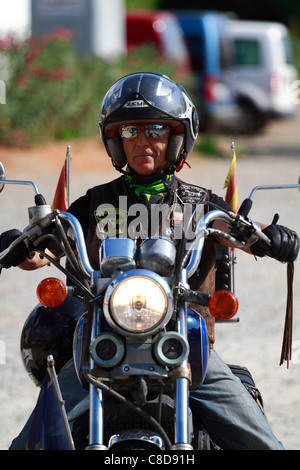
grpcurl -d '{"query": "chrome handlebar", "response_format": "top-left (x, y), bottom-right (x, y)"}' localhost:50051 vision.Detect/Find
top-left (184, 210), bottom-right (270, 278)
top-left (0, 207), bottom-right (270, 278)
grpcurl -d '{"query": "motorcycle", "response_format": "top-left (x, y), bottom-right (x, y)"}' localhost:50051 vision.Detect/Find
top-left (0, 162), bottom-right (298, 451)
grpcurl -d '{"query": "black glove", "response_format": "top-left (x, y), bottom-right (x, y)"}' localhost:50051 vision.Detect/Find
top-left (0, 229), bottom-right (28, 268)
top-left (251, 224), bottom-right (299, 263)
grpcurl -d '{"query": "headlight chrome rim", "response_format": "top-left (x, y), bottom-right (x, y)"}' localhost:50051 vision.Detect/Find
top-left (103, 269), bottom-right (173, 338)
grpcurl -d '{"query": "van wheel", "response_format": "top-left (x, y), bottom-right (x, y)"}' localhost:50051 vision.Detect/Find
top-left (235, 102), bottom-right (266, 134)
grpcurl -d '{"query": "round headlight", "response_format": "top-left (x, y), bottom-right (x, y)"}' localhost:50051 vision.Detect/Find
top-left (104, 270), bottom-right (173, 337)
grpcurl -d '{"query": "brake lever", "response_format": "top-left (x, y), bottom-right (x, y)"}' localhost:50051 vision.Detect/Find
top-left (0, 208), bottom-right (61, 266)
top-left (230, 214), bottom-right (271, 249)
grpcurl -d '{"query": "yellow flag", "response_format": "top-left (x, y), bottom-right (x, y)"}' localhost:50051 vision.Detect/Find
top-left (223, 144), bottom-right (239, 213)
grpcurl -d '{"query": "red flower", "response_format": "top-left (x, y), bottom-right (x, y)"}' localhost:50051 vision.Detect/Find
top-left (31, 66), bottom-right (48, 79)
top-left (25, 46), bottom-right (41, 64)
top-left (17, 73), bottom-right (29, 88)
top-left (51, 66), bottom-right (68, 81)
top-left (43, 27), bottom-right (75, 43)
top-left (0, 35), bottom-right (19, 51)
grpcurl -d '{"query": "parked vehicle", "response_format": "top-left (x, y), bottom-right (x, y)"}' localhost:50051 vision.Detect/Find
top-left (126, 11), bottom-right (191, 79)
top-left (177, 12), bottom-right (298, 133)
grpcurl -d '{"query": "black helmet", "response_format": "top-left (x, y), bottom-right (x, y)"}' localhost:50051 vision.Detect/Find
top-left (99, 72), bottom-right (199, 169)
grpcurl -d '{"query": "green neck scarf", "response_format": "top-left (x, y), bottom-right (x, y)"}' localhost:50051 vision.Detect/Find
top-left (124, 168), bottom-right (173, 201)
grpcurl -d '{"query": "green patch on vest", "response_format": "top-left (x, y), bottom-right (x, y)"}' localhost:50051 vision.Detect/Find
top-left (94, 207), bottom-right (128, 237)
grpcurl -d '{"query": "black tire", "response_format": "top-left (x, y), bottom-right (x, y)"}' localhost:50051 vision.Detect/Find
top-left (235, 101), bottom-right (267, 134)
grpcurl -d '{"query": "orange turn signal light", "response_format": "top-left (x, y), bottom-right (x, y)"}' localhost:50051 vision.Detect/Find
top-left (37, 277), bottom-right (67, 308)
top-left (208, 290), bottom-right (238, 320)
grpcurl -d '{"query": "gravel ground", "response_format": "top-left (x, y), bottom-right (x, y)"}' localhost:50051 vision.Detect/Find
top-left (0, 114), bottom-right (300, 450)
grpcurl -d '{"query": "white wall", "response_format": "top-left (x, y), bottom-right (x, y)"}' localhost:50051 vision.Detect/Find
top-left (92, 0), bottom-right (126, 58)
top-left (0, 0), bottom-right (31, 38)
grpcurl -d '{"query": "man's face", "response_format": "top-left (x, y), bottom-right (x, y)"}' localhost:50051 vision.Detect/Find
top-left (121, 123), bottom-right (171, 176)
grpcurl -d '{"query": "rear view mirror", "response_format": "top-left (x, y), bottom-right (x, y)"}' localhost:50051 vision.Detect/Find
top-left (0, 162), bottom-right (5, 193)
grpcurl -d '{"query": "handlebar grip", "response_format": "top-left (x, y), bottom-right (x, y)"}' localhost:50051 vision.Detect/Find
top-left (181, 289), bottom-right (210, 306)
top-left (238, 198), bottom-right (253, 217)
top-left (35, 194), bottom-right (47, 206)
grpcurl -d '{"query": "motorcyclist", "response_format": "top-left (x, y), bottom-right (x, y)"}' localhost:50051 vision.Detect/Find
top-left (1, 72), bottom-right (299, 450)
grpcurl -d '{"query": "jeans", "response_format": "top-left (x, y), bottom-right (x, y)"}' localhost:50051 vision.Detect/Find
top-left (190, 349), bottom-right (284, 450)
top-left (10, 350), bottom-right (284, 450)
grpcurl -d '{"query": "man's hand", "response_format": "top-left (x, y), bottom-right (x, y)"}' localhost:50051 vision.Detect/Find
top-left (251, 224), bottom-right (299, 262)
top-left (0, 229), bottom-right (28, 268)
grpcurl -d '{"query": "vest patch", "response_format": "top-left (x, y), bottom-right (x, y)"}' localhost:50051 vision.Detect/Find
top-left (94, 207), bottom-right (128, 237)
top-left (176, 184), bottom-right (207, 204)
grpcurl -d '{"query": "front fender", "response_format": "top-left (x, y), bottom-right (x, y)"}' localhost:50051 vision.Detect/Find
top-left (188, 308), bottom-right (210, 389)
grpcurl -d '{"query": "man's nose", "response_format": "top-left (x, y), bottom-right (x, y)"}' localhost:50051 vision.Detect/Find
top-left (135, 129), bottom-right (149, 145)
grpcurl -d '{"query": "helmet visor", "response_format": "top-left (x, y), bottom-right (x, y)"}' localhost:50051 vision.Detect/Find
top-left (99, 73), bottom-right (189, 125)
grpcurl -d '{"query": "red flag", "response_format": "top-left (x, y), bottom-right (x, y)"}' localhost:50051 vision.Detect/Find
top-left (51, 159), bottom-right (68, 211)
top-left (223, 146), bottom-right (239, 213)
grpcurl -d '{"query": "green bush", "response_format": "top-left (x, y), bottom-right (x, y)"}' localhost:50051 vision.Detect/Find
top-left (0, 28), bottom-right (187, 146)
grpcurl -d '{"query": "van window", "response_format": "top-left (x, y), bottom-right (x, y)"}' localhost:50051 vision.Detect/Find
top-left (282, 35), bottom-right (293, 64)
top-left (234, 39), bottom-right (261, 66)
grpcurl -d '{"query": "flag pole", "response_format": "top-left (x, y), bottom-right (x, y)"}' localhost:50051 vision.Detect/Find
top-left (230, 141), bottom-right (237, 295)
top-left (66, 145), bottom-right (72, 207)
top-left (230, 141), bottom-right (235, 159)
top-left (47, 355), bottom-right (75, 450)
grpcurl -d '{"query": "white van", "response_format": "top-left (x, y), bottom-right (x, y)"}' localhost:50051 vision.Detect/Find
top-left (177, 13), bottom-right (298, 133)
top-left (221, 20), bottom-right (298, 132)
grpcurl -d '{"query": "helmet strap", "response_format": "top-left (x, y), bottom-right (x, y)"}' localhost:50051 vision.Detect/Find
top-left (175, 155), bottom-right (191, 172)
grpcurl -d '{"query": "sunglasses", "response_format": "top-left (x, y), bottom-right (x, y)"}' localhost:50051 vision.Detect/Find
top-left (119, 124), bottom-right (171, 140)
